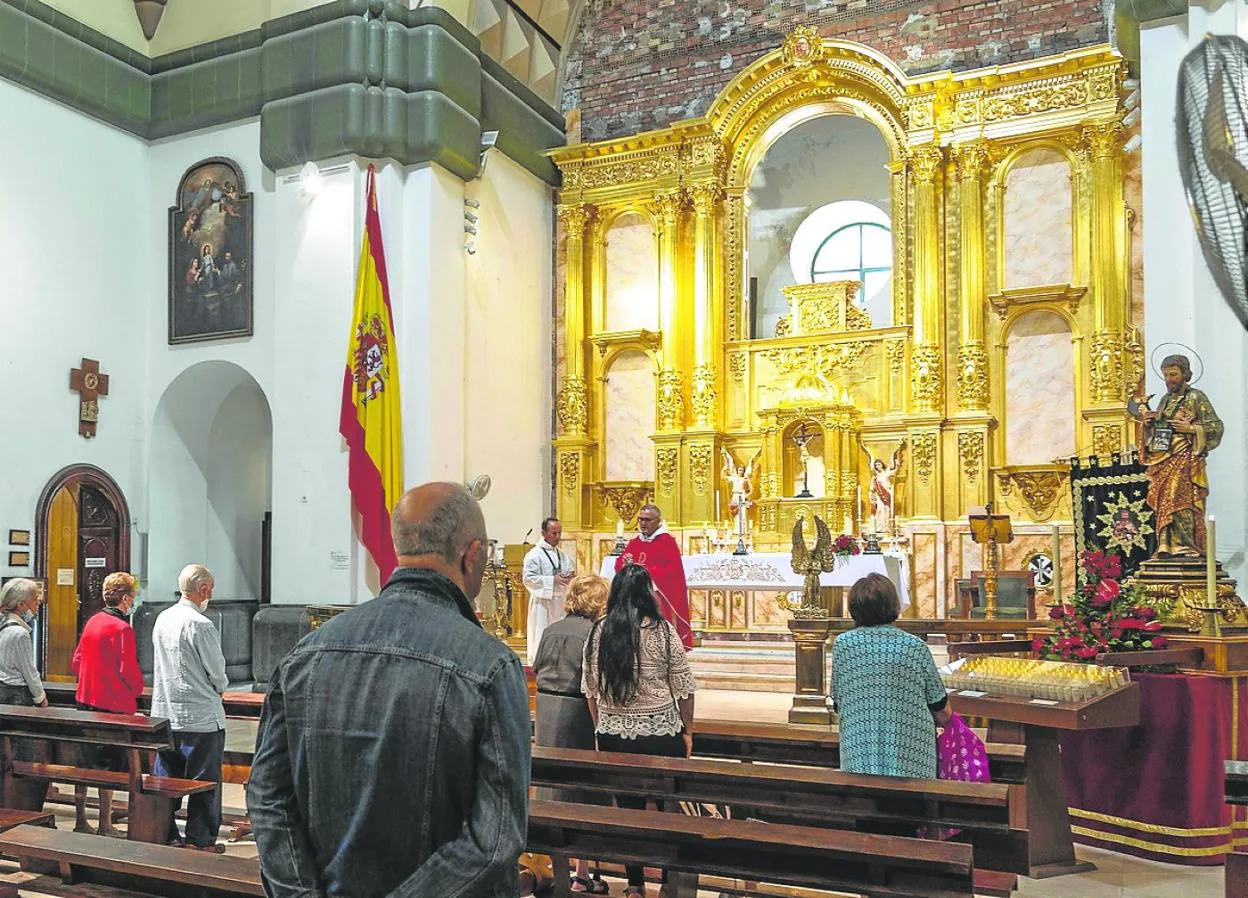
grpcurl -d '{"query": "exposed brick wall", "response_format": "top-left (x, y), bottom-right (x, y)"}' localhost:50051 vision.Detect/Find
top-left (562, 0), bottom-right (1111, 142)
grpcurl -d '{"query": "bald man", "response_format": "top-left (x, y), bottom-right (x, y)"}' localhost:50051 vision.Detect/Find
top-left (248, 483), bottom-right (530, 898)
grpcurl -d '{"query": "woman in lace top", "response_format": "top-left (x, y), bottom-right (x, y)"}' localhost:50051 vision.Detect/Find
top-left (582, 564), bottom-right (695, 898)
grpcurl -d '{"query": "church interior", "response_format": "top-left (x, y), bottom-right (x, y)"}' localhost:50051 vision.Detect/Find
top-left (1, 0), bottom-right (1248, 896)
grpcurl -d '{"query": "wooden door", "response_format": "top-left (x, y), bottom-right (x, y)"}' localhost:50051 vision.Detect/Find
top-left (77, 485), bottom-right (121, 632)
top-left (45, 486), bottom-right (80, 682)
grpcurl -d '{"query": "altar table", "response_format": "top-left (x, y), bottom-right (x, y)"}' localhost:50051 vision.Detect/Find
top-left (598, 552), bottom-right (910, 608)
top-left (1059, 672), bottom-right (1248, 865)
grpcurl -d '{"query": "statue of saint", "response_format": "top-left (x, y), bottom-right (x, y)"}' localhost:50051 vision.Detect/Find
top-left (722, 448), bottom-right (760, 531)
top-left (1136, 354), bottom-right (1223, 558)
top-left (862, 443), bottom-right (903, 535)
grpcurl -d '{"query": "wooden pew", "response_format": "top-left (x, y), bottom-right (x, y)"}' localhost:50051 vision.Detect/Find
top-left (529, 799), bottom-right (976, 898)
top-left (692, 718), bottom-right (1028, 785)
top-left (531, 745), bottom-right (1027, 877)
top-left (42, 682), bottom-right (265, 719)
top-left (0, 706), bottom-right (214, 844)
top-left (0, 825), bottom-right (263, 897)
top-left (1227, 761), bottom-right (1248, 898)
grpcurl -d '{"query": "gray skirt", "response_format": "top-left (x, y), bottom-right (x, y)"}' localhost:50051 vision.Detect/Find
top-left (533, 693), bottom-right (608, 806)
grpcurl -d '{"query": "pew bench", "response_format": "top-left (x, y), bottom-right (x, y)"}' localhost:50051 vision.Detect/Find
top-left (0, 706), bottom-right (215, 844)
top-left (531, 745), bottom-right (1028, 876)
top-left (0, 825), bottom-right (263, 897)
top-left (529, 798), bottom-right (976, 898)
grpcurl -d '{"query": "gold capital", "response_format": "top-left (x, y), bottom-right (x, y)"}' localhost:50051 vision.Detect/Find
top-left (648, 189), bottom-right (686, 227)
top-left (1081, 122), bottom-right (1123, 160)
top-left (951, 141), bottom-right (990, 181)
top-left (556, 203), bottom-right (595, 236)
top-left (909, 144), bottom-right (945, 183)
top-left (689, 183), bottom-right (723, 216)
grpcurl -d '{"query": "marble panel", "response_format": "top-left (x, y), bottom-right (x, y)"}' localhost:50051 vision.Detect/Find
top-left (1003, 149), bottom-right (1072, 289)
top-left (690, 590), bottom-right (707, 627)
top-left (730, 590), bottom-right (748, 629)
top-left (751, 590), bottom-right (792, 629)
top-left (911, 531), bottom-right (938, 618)
top-left (604, 350), bottom-right (656, 481)
top-left (1005, 311), bottom-right (1075, 465)
top-left (605, 213), bottom-right (659, 332)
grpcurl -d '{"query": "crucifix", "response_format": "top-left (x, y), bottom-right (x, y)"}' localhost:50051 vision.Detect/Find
top-left (70, 358), bottom-right (109, 439)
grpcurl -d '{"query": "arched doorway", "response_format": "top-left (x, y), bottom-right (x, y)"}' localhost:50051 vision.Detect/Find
top-left (34, 465), bottom-right (131, 682)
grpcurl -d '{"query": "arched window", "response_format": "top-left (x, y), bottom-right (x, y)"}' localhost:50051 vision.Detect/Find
top-left (788, 200), bottom-right (892, 311)
top-left (810, 221), bottom-right (892, 303)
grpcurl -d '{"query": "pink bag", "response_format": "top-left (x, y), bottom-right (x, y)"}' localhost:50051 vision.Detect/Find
top-left (924, 713), bottom-right (990, 840)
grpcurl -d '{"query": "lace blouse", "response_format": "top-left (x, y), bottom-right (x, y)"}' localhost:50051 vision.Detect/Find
top-left (582, 618), bottom-right (695, 739)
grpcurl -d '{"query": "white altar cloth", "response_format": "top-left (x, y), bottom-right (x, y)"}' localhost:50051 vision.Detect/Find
top-left (598, 552), bottom-right (909, 608)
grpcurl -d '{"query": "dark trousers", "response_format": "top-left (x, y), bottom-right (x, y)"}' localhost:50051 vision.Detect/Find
top-left (154, 729), bottom-right (224, 847)
top-left (597, 732), bottom-right (686, 888)
top-left (0, 684), bottom-right (37, 762)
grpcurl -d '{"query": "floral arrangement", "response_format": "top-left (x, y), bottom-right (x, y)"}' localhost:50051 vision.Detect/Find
top-left (832, 534), bottom-right (861, 558)
top-left (1034, 550), bottom-right (1167, 662)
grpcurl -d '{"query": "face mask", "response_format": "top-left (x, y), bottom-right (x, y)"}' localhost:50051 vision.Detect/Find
top-left (20, 609), bottom-right (35, 624)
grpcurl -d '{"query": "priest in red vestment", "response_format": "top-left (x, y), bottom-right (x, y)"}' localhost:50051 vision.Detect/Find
top-left (614, 504), bottom-right (693, 649)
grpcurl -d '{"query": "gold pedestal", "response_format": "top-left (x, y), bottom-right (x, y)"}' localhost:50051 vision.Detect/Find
top-left (788, 616), bottom-right (834, 726)
top-left (1130, 557), bottom-right (1246, 633)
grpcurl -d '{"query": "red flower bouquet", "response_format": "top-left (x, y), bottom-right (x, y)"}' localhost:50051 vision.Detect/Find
top-left (832, 534), bottom-right (861, 558)
top-left (1035, 550), bottom-right (1167, 662)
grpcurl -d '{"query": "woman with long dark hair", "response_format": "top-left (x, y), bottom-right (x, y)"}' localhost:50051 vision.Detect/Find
top-left (582, 564), bottom-right (695, 898)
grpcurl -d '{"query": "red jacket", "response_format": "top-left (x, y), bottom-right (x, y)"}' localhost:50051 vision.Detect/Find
top-left (72, 608), bottom-right (143, 714)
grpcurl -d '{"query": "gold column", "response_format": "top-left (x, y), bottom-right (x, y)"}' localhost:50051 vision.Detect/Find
top-left (554, 203), bottom-right (597, 528)
top-left (689, 183), bottom-right (722, 429)
top-left (651, 189), bottom-right (687, 524)
top-left (1085, 122), bottom-right (1127, 405)
top-left (909, 144), bottom-right (945, 414)
top-left (952, 141), bottom-right (990, 412)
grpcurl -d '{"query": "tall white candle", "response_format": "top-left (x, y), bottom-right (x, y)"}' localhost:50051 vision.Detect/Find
top-left (1052, 524), bottom-right (1061, 603)
top-left (715, 491), bottom-right (721, 523)
top-left (1207, 515), bottom-right (1217, 603)
top-left (616, 518), bottom-right (624, 537)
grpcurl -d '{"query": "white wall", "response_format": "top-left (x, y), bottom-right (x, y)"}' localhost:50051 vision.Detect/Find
top-left (464, 150), bottom-right (554, 545)
top-left (0, 78), bottom-right (149, 582)
top-left (1141, 4), bottom-right (1248, 586)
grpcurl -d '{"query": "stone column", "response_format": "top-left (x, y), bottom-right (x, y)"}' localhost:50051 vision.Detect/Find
top-left (1085, 122), bottom-right (1127, 405)
top-left (554, 203), bottom-right (597, 529)
top-left (909, 144), bottom-right (945, 414)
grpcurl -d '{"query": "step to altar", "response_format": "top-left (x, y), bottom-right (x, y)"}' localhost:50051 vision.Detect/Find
top-left (689, 638), bottom-right (950, 693)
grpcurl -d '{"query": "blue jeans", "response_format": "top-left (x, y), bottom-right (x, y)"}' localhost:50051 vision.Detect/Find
top-left (155, 729), bottom-right (224, 847)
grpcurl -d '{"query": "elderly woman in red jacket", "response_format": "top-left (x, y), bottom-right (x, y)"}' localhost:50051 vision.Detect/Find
top-left (72, 571), bottom-right (143, 837)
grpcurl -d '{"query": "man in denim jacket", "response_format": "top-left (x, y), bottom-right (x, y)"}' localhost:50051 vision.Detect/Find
top-left (248, 483), bottom-right (530, 898)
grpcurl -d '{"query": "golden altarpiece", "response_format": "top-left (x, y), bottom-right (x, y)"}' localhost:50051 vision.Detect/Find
top-left (549, 30), bottom-right (1141, 626)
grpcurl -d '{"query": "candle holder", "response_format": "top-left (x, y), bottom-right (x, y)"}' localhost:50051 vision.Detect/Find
top-left (598, 481), bottom-right (653, 553)
top-left (1189, 592), bottom-right (1224, 639)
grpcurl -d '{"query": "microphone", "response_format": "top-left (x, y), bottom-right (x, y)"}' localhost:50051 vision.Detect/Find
top-left (523, 528), bottom-right (534, 545)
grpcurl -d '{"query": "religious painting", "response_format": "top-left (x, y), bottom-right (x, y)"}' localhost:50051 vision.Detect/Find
top-left (168, 158), bottom-right (253, 344)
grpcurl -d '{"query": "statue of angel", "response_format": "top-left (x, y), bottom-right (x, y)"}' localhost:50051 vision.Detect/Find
top-left (862, 442), bottom-right (903, 535)
top-left (791, 515), bottom-right (836, 611)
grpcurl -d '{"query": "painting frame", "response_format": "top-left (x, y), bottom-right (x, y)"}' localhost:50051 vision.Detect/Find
top-left (7, 551), bottom-right (30, 567)
top-left (7, 530), bottom-right (29, 546)
top-left (168, 157), bottom-right (254, 345)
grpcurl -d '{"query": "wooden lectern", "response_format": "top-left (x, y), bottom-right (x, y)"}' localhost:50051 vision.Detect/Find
top-left (968, 505), bottom-right (1014, 621)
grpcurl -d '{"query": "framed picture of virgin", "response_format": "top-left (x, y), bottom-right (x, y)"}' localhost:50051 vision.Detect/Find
top-left (168, 158), bottom-right (253, 344)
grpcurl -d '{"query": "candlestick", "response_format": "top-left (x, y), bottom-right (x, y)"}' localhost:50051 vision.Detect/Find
top-left (616, 518), bottom-right (624, 538)
top-left (1207, 515), bottom-right (1217, 604)
top-left (1051, 524), bottom-right (1062, 603)
top-left (715, 491), bottom-right (721, 523)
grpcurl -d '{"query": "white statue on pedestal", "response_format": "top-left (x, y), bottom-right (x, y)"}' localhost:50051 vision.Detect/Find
top-left (862, 442), bottom-right (903, 535)
top-left (722, 448), bottom-right (760, 547)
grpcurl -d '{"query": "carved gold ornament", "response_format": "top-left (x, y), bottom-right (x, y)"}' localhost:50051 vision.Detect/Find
top-left (958, 432), bottom-right (984, 482)
top-left (910, 345), bottom-right (943, 410)
top-left (690, 365), bottom-right (718, 427)
top-left (1092, 424), bottom-right (1120, 457)
top-left (555, 203), bottom-right (594, 236)
top-left (657, 368), bottom-right (684, 430)
top-left (912, 433), bottom-right (937, 484)
top-left (782, 26), bottom-right (822, 68)
top-left (599, 483), bottom-right (653, 527)
top-left (556, 376), bottom-right (588, 435)
top-left (1090, 332), bottom-right (1125, 403)
top-left (689, 443), bottom-right (713, 496)
top-left (886, 340), bottom-right (905, 374)
top-left (909, 144), bottom-right (944, 183)
top-left (956, 345), bottom-right (989, 411)
top-left (729, 354), bottom-right (747, 382)
top-left (559, 453), bottom-right (580, 496)
top-left (657, 447), bottom-right (679, 497)
top-left (997, 470), bottom-right (1068, 520)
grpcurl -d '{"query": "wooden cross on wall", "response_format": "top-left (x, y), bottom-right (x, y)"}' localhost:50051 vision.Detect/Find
top-left (70, 358), bottom-right (109, 439)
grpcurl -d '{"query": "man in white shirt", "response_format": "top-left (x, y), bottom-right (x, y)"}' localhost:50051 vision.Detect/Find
top-left (151, 564), bottom-right (228, 852)
top-left (522, 517), bottom-right (574, 665)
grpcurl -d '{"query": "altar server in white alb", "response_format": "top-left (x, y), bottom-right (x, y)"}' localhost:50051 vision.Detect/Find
top-left (523, 517), bottom-right (575, 665)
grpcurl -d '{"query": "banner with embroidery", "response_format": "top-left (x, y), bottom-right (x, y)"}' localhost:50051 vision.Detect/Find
top-left (1071, 454), bottom-right (1156, 582)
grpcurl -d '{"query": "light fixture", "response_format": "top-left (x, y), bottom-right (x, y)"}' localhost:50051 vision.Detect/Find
top-left (133, 0), bottom-right (167, 40)
top-left (1123, 107), bottom-right (1141, 128)
top-left (1124, 133), bottom-right (1143, 154)
top-left (299, 160), bottom-right (322, 197)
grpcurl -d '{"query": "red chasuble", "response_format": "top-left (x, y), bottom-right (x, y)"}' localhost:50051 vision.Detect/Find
top-left (614, 533), bottom-right (693, 649)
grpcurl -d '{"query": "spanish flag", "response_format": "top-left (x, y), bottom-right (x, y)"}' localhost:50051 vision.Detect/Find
top-left (339, 165), bottom-right (403, 582)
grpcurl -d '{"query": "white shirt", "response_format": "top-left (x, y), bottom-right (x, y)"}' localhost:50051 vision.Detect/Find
top-left (523, 540), bottom-right (573, 599)
top-left (150, 598), bottom-right (228, 733)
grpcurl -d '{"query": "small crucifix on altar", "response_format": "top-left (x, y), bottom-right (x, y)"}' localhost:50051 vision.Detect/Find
top-left (792, 422), bottom-right (816, 499)
top-left (70, 358), bottom-right (109, 439)
top-left (969, 503), bottom-right (1014, 620)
